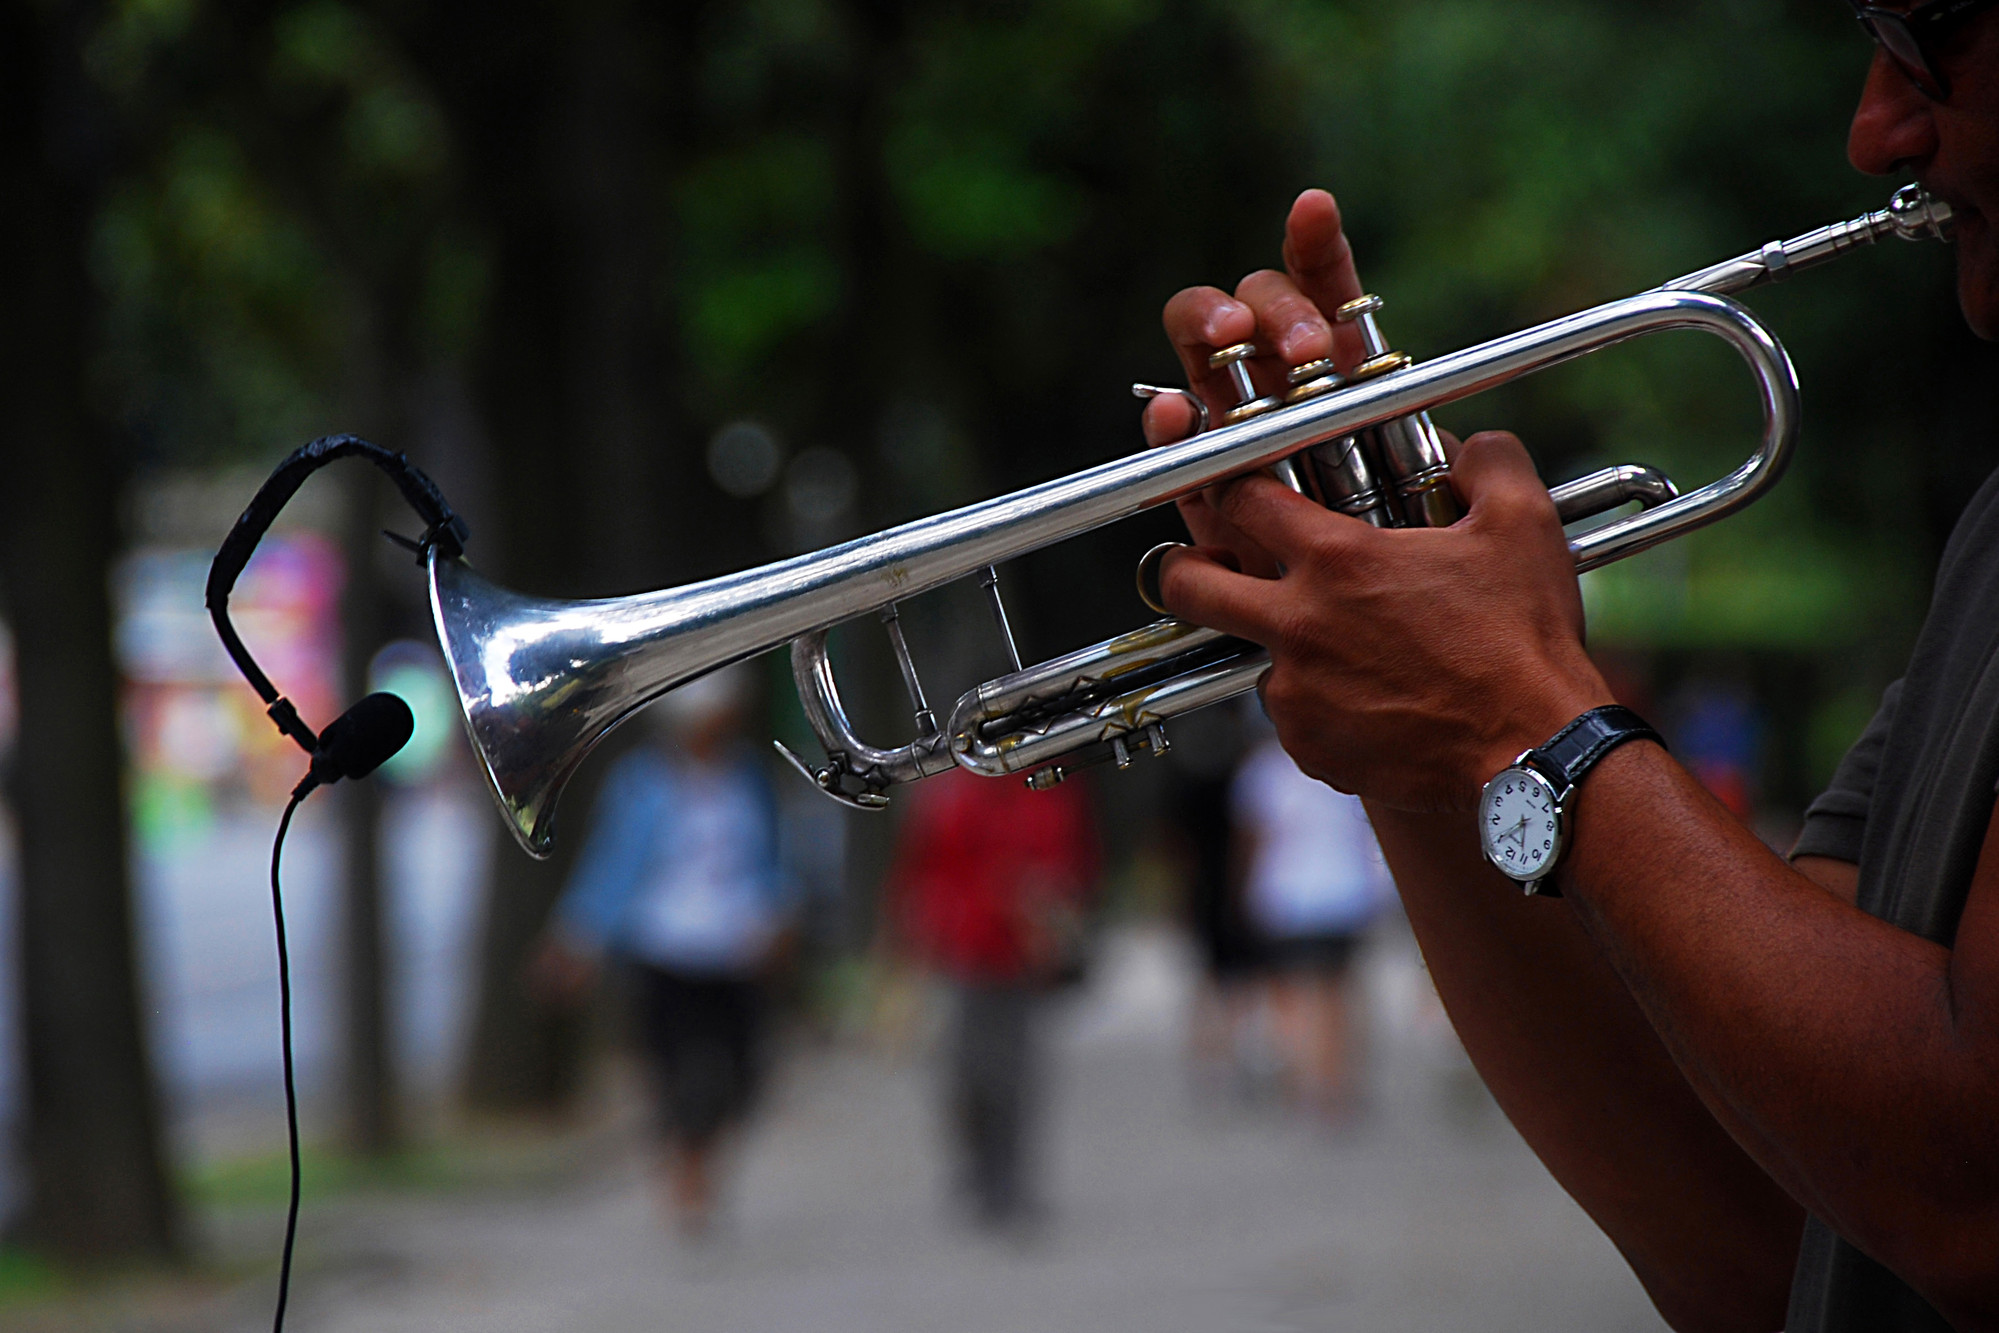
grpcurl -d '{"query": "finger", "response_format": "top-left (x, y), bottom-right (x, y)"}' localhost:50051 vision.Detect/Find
top-left (1157, 545), bottom-right (1286, 645)
top-left (1174, 491), bottom-right (1284, 578)
top-left (1163, 285), bottom-right (1256, 413)
top-left (1141, 392), bottom-right (1200, 448)
top-left (1281, 189), bottom-right (1369, 370)
top-left (1449, 430), bottom-right (1555, 525)
top-left (1233, 269), bottom-right (1334, 369)
top-left (1209, 472), bottom-right (1364, 570)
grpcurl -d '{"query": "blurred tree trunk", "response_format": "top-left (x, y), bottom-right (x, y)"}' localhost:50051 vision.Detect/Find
top-left (0, 0), bottom-right (179, 1263)
top-left (405, 0), bottom-right (708, 1113)
top-left (821, 0), bottom-right (916, 950)
top-left (339, 464), bottom-right (398, 1155)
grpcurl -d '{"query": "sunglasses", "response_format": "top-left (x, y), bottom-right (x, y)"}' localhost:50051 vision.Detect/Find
top-left (1851, 0), bottom-right (1999, 100)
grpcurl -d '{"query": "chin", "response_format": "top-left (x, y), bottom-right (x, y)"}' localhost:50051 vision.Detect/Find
top-left (1956, 214), bottom-right (1998, 340)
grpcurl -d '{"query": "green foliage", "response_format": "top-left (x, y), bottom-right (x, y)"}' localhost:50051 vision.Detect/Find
top-left (90, 0), bottom-right (472, 463)
top-left (0, 1249), bottom-right (65, 1305)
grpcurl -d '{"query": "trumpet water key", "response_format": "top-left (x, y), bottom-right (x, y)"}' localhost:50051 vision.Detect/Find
top-left (429, 186), bottom-right (1952, 857)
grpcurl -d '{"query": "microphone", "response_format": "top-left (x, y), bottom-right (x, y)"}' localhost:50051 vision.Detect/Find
top-left (300, 692), bottom-right (415, 794)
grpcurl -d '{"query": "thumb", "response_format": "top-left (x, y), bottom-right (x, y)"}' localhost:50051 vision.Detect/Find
top-left (1447, 431), bottom-right (1558, 527)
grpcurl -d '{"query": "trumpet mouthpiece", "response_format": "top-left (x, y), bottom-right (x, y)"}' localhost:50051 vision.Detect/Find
top-left (1888, 184), bottom-right (1953, 242)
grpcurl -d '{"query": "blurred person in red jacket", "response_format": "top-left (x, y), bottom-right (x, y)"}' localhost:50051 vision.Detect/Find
top-left (888, 767), bottom-right (1101, 1231)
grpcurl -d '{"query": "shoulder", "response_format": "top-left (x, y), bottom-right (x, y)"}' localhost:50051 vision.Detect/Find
top-left (1934, 466), bottom-right (1999, 580)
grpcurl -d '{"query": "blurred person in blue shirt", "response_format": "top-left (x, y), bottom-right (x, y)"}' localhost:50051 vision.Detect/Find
top-left (532, 663), bottom-right (794, 1236)
top-left (1231, 729), bottom-right (1393, 1121)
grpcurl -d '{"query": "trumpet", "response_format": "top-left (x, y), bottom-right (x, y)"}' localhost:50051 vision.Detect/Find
top-left (430, 186), bottom-right (1952, 857)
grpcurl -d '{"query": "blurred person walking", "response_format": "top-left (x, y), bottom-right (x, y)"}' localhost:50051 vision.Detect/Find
top-left (1231, 730), bottom-right (1393, 1122)
top-left (531, 665), bottom-right (794, 1237)
top-left (1165, 710), bottom-right (1270, 1099)
top-left (888, 767), bottom-right (1100, 1232)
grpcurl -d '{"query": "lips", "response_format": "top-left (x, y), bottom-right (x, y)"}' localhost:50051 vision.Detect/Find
top-left (1919, 179), bottom-right (1983, 237)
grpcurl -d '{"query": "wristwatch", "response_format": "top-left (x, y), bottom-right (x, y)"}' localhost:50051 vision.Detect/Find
top-left (1477, 704), bottom-right (1664, 896)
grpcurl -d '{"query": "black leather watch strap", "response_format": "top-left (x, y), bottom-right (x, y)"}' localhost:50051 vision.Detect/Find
top-left (1525, 704), bottom-right (1664, 799)
top-left (1506, 705), bottom-right (1663, 899)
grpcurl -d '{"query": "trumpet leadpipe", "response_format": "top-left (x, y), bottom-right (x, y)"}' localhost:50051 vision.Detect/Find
top-left (1662, 183), bottom-right (1953, 297)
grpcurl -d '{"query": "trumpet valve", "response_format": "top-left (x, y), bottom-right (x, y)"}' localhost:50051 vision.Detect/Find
top-left (1284, 357), bottom-right (1344, 404)
top-left (1335, 293), bottom-right (1391, 357)
top-left (1208, 342), bottom-right (1283, 424)
top-left (1336, 295), bottom-right (1417, 381)
top-left (1349, 350), bottom-right (1415, 382)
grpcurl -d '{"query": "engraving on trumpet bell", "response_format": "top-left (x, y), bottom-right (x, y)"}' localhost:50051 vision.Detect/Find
top-left (1208, 342), bottom-right (1284, 425)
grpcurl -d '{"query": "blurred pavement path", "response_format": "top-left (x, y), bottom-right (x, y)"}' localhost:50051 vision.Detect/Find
top-left (242, 923), bottom-right (1670, 1333)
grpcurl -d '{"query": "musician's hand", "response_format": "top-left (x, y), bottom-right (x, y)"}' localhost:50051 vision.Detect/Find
top-left (1142, 189), bottom-right (1371, 577)
top-left (1157, 432), bottom-right (1614, 812)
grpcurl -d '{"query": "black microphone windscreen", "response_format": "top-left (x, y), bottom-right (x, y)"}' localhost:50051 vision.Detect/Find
top-left (317, 692), bottom-right (415, 782)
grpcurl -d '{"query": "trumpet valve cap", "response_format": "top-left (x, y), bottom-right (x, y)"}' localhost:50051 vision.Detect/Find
top-left (1284, 357), bottom-right (1343, 404)
top-left (1334, 294), bottom-right (1385, 323)
top-left (1222, 395), bottom-right (1284, 424)
top-left (1208, 341), bottom-right (1276, 420)
top-left (1349, 350), bottom-right (1413, 382)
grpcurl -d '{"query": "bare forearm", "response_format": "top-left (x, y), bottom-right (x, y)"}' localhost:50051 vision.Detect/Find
top-left (1366, 802), bottom-right (1803, 1327)
top-left (1556, 745), bottom-right (1999, 1316)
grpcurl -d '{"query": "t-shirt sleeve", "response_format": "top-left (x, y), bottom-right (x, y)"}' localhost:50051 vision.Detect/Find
top-left (1791, 679), bottom-right (1903, 864)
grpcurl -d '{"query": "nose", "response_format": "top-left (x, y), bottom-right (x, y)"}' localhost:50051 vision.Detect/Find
top-left (1848, 48), bottom-right (1939, 176)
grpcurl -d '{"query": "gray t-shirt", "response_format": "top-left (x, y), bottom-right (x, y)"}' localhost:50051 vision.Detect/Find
top-left (1784, 467), bottom-right (1999, 1330)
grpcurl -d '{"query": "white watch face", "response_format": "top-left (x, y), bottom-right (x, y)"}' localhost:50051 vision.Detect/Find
top-left (1480, 766), bottom-right (1562, 881)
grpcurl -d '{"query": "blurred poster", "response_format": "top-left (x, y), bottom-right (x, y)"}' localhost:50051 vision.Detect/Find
top-left (117, 534), bottom-right (344, 846)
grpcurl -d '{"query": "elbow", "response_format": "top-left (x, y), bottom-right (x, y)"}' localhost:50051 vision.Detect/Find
top-left (1637, 1274), bottom-right (1792, 1333)
top-left (1862, 1209), bottom-right (1999, 1332)
top-left (1623, 1246), bottom-right (1794, 1333)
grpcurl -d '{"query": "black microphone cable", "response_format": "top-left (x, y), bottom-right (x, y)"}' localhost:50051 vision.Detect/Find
top-left (268, 786), bottom-right (308, 1333)
top-left (203, 436), bottom-right (457, 1331)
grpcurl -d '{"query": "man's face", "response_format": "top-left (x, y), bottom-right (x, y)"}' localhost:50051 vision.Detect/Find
top-left (1849, 8), bottom-right (1999, 336)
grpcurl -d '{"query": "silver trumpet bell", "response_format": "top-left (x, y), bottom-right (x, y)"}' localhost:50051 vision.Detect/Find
top-left (431, 186), bottom-right (1951, 858)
